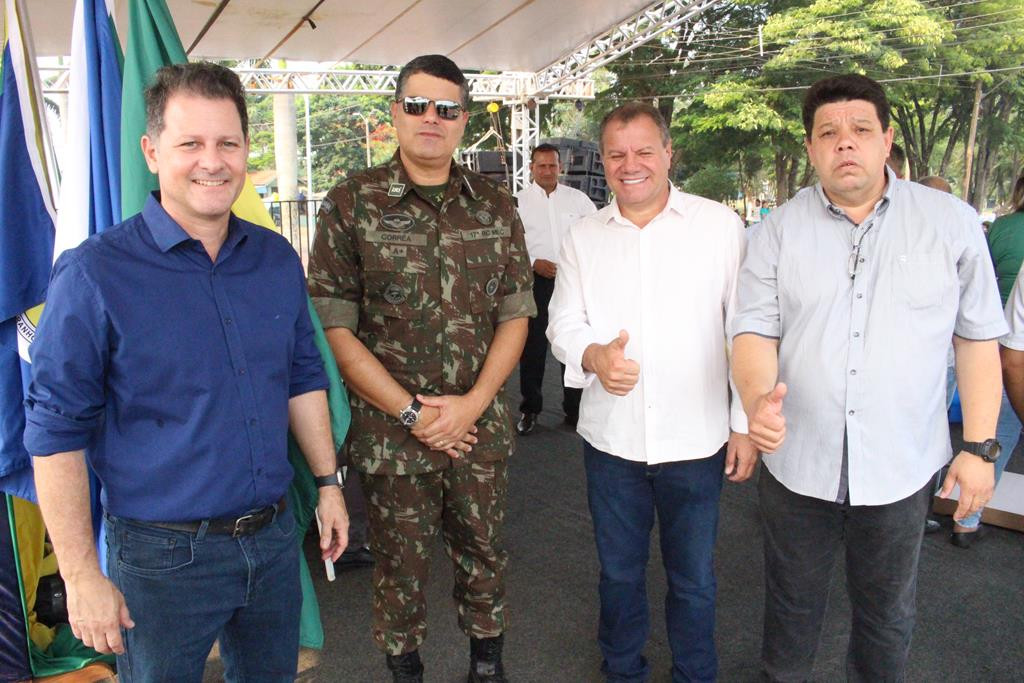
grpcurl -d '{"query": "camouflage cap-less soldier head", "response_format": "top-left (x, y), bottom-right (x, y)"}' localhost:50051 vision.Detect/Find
top-left (390, 55), bottom-right (470, 183)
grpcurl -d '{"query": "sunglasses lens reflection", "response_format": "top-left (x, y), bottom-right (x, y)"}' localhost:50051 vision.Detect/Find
top-left (401, 97), bottom-right (462, 120)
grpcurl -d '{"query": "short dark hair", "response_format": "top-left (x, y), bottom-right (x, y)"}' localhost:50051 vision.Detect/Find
top-left (531, 143), bottom-right (560, 162)
top-left (888, 141), bottom-right (906, 168)
top-left (802, 74), bottom-right (890, 138)
top-left (395, 54), bottom-right (469, 108)
top-left (1012, 172), bottom-right (1024, 213)
top-left (145, 62), bottom-right (248, 139)
top-left (599, 102), bottom-right (671, 152)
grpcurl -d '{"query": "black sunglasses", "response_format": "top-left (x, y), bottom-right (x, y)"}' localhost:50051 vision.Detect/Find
top-left (399, 96), bottom-right (464, 120)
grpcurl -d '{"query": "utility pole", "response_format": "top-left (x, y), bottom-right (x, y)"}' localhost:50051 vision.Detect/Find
top-left (304, 94), bottom-right (314, 197)
top-left (353, 112), bottom-right (372, 168)
top-left (962, 80), bottom-right (983, 203)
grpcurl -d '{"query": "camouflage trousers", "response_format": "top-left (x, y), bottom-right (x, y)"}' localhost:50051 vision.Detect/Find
top-left (362, 460), bottom-right (509, 655)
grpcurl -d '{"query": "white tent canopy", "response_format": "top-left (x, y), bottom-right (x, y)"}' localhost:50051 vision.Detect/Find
top-left (34, 0), bottom-right (717, 188)
top-left (36, 0), bottom-right (659, 70)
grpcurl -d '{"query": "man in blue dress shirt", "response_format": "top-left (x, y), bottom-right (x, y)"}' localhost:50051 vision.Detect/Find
top-left (23, 62), bottom-right (348, 680)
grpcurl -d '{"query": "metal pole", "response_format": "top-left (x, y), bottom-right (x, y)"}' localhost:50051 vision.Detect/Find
top-left (354, 112), bottom-right (371, 168)
top-left (304, 94), bottom-right (314, 196)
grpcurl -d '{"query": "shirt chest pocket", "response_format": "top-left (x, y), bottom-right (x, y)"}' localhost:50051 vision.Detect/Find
top-left (361, 242), bottom-right (423, 321)
top-left (896, 252), bottom-right (950, 310)
top-left (462, 232), bottom-right (510, 314)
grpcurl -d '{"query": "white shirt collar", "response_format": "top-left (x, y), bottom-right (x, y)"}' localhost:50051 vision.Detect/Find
top-left (605, 182), bottom-right (687, 228)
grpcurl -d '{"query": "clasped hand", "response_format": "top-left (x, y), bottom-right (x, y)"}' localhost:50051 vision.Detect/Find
top-left (411, 394), bottom-right (483, 459)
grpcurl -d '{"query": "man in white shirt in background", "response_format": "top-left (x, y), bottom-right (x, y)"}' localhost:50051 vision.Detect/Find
top-left (547, 102), bottom-right (757, 683)
top-left (514, 144), bottom-right (597, 435)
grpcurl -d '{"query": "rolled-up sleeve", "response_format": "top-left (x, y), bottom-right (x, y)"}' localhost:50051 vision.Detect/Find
top-left (547, 229), bottom-right (599, 388)
top-left (732, 219), bottom-right (782, 340)
top-left (307, 193), bottom-right (362, 332)
top-left (24, 256), bottom-right (108, 456)
top-left (289, 265), bottom-right (330, 397)
top-left (954, 202), bottom-right (1009, 340)
top-left (497, 206), bottom-right (536, 322)
top-left (1001, 262), bottom-right (1024, 350)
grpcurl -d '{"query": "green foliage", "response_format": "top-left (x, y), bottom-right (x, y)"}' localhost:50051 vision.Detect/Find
top-left (576, 0), bottom-right (1024, 206)
top-left (683, 165), bottom-right (740, 202)
top-left (247, 91), bottom-right (396, 193)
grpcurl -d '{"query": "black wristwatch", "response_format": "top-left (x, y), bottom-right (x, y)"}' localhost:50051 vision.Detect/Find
top-left (314, 470), bottom-right (344, 489)
top-left (399, 397), bottom-right (423, 428)
top-left (961, 438), bottom-right (1001, 464)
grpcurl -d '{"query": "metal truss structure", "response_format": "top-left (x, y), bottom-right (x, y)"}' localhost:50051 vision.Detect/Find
top-left (39, 0), bottom-right (720, 192)
top-left (534, 0), bottom-right (720, 99)
top-left (38, 67), bottom-right (594, 100)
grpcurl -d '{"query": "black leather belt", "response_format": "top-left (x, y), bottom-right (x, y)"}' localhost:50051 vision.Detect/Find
top-left (145, 498), bottom-right (286, 538)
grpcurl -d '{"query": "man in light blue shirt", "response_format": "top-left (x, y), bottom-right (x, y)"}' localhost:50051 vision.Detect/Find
top-left (732, 74), bottom-right (1004, 681)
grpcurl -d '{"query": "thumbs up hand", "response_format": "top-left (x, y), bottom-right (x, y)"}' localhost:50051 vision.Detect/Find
top-left (748, 382), bottom-right (787, 453)
top-left (583, 330), bottom-right (641, 396)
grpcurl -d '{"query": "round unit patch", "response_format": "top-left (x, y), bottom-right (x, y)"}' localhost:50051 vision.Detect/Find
top-left (475, 209), bottom-right (493, 226)
top-left (485, 277), bottom-right (500, 297)
top-left (383, 283), bottom-right (407, 305)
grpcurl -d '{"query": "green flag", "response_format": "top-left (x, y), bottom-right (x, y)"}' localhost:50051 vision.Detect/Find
top-left (119, 0), bottom-right (185, 217)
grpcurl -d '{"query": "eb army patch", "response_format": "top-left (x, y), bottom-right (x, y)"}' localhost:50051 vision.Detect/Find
top-left (387, 183), bottom-right (406, 198)
top-left (380, 214), bottom-right (415, 232)
top-left (485, 277), bottom-right (500, 296)
top-left (318, 197), bottom-right (336, 217)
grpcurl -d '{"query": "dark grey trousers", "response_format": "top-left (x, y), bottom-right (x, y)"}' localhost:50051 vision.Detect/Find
top-left (758, 466), bottom-right (932, 683)
top-left (340, 459), bottom-right (369, 548)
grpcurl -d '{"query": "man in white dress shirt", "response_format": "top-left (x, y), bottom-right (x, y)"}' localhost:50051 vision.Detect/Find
top-left (547, 102), bottom-right (757, 683)
top-left (514, 144), bottom-right (597, 435)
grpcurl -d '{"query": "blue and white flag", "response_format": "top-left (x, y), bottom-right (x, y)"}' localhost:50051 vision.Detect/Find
top-left (0, 0), bottom-right (59, 500)
top-left (56, 0), bottom-right (123, 258)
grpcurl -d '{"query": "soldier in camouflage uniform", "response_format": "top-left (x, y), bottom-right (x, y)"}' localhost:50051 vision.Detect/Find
top-left (307, 54), bottom-right (534, 683)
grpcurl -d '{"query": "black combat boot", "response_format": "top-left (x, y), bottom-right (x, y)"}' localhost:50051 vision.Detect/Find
top-left (468, 634), bottom-right (507, 682)
top-left (386, 650), bottom-right (424, 683)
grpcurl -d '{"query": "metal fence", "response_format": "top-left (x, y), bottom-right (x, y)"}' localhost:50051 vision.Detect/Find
top-left (265, 199), bottom-right (322, 270)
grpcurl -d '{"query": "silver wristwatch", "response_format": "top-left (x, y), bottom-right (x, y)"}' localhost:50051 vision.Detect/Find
top-left (399, 397), bottom-right (423, 428)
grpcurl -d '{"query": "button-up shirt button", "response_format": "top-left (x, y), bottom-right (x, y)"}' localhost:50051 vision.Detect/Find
top-left (238, 368), bottom-right (246, 375)
top-left (849, 410), bottom-right (855, 416)
top-left (853, 332), bottom-right (861, 337)
top-left (858, 257), bottom-right (865, 263)
top-left (850, 369), bottom-right (857, 375)
top-left (856, 293), bottom-right (863, 299)
top-left (224, 318), bottom-right (232, 325)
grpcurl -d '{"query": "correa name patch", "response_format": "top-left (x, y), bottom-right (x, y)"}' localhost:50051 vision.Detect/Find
top-left (365, 231), bottom-right (428, 246)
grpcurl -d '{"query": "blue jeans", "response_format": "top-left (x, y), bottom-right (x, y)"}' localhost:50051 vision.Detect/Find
top-left (958, 388), bottom-right (1021, 529)
top-left (105, 507), bottom-right (301, 682)
top-left (583, 442), bottom-right (725, 683)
